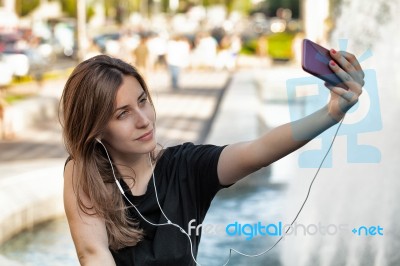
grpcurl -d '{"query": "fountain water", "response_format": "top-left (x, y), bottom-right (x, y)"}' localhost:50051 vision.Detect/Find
top-left (280, 0), bottom-right (400, 265)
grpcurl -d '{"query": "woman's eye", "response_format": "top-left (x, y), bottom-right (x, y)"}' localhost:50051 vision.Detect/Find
top-left (117, 111), bottom-right (128, 119)
top-left (139, 98), bottom-right (148, 104)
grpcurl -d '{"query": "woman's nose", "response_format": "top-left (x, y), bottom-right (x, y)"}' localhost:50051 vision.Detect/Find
top-left (135, 109), bottom-right (150, 128)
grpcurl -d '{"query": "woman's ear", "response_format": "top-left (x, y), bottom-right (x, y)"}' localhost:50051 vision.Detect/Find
top-left (95, 132), bottom-right (104, 143)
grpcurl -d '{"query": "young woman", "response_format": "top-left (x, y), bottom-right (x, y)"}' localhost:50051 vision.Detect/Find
top-left (60, 51), bottom-right (364, 265)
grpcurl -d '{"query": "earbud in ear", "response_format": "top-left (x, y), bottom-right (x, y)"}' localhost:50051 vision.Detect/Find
top-left (95, 138), bottom-right (102, 143)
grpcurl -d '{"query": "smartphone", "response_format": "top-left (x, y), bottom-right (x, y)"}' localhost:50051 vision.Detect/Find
top-left (302, 39), bottom-right (345, 88)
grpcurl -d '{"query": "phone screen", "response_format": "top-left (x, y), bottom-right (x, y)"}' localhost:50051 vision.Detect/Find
top-left (302, 39), bottom-right (344, 88)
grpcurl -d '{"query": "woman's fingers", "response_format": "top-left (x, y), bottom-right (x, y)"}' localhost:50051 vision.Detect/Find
top-left (325, 82), bottom-right (359, 118)
top-left (339, 51), bottom-right (365, 78)
top-left (327, 60), bottom-right (362, 101)
top-left (329, 49), bottom-right (365, 86)
top-left (328, 60), bottom-right (354, 89)
top-left (325, 82), bottom-right (356, 102)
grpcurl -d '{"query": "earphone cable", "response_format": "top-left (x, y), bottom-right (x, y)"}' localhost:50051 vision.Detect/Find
top-left (99, 140), bottom-right (202, 265)
top-left (221, 116), bottom-right (345, 265)
top-left (98, 115), bottom-right (344, 266)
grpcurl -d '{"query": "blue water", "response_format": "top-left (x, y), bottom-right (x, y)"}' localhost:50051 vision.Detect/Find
top-left (0, 217), bottom-right (78, 266)
top-left (0, 169), bottom-right (286, 266)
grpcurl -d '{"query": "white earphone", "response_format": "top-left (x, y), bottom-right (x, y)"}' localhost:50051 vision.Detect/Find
top-left (96, 139), bottom-right (201, 265)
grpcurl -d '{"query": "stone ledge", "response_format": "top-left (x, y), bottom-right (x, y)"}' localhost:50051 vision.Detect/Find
top-left (0, 159), bottom-right (65, 245)
top-left (1, 96), bottom-right (59, 138)
top-left (0, 255), bottom-right (24, 266)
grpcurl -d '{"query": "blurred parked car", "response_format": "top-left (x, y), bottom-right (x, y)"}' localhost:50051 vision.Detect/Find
top-left (0, 32), bottom-right (51, 80)
top-left (53, 21), bottom-right (77, 58)
top-left (92, 31), bottom-right (144, 56)
top-left (93, 32), bottom-right (122, 54)
top-left (1, 46), bottom-right (50, 80)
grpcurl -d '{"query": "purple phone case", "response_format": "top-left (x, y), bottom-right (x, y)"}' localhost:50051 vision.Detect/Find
top-left (302, 39), bottom-right (343, 87)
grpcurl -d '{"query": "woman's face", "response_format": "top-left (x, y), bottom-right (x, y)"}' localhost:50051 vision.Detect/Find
top-left (102, 75), bottom-right (156, 161)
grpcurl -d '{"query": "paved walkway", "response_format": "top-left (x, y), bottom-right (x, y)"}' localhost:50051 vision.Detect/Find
top-left (0, 69), bottom-right (230, 163)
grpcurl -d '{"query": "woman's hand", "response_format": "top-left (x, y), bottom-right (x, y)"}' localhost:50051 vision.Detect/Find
top-left (325, 49), bottom-right (365, 121)
top-left (217, 49), bottom-right (367, 186)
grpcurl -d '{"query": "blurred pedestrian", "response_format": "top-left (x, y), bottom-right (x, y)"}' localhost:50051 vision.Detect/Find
top-left (215, 35), bottom-right (232, 71)
top-left (28, 36), bottom-right (46, 89)
top-left (215, 34), bottom-right (242, 71)
top-left (192, 32), bottom-right (217, 69)
top-left (229, 34), bottom-right (242, 69)
top-left (0, 98), bottom-right (6, 139)
top-left (166, 35), bottom-right (190, 90)
top-left (292, 32), bottom-right (306, 64)
top-left (132, 36), bottom-right (150, 80)
top-left (256, 34), bottom-right (269, 67)
top-left (147, 34), bottom-right (168, 72)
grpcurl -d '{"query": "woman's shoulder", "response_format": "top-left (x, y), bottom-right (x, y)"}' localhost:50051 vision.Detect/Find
top-left (154, 142), bottom-right (194, 164)
top-left (160, 142), bottom-right (225, 161)
top-left (64, 156), bottom-right (74, 171)
top-left (63, 156), bottom-right (77, 181)
top-left (161, 142), bottom-right (195, 155)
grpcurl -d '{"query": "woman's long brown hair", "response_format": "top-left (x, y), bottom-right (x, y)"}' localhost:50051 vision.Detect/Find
top-left (59, 55), bottom-right (156, 250)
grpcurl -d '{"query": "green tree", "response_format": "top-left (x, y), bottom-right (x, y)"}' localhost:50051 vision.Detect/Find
top-left (252, 0), bottom-right (300, 18)
top-left (61, 0), bottom-right (77, 17)
top-left (60, 0), bottom-right (95, 20)
top-left (16, 0), bottom-right (40, 17)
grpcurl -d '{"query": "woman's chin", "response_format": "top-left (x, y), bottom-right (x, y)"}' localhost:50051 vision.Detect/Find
top-left (140, 139), bottom-right (158, 154)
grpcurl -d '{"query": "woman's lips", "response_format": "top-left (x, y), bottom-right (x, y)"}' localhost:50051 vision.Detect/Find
top-left (136, 130), bottom-right (153, 141)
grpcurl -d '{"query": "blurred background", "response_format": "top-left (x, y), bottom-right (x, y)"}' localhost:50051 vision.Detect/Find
top-left (0, 0), bottom-right (399, 265)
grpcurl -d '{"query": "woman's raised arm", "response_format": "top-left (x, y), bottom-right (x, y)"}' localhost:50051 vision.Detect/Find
top-left (217, 49), bottom-right (364, 186)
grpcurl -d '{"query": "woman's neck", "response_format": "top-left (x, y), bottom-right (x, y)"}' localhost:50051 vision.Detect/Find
top-left (113, 154), bottom-right (153, 195)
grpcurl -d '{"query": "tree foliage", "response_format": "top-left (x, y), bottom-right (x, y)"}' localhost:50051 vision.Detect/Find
top-left (15, 0), bottom-right (40, 17)
top-left (60, 0), bottom-right (77, 17)
top-left (251, 0), bottom-right (300, 18)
